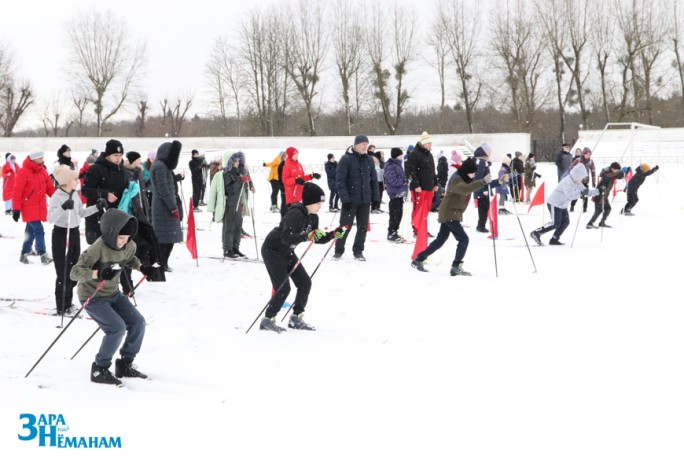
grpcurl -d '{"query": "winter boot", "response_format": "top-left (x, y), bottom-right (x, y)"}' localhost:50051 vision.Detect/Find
top-left (115, 358), bottom-right (148, 379)
top-left (586, 223), bottom-right (598, 229)
top-left (288, 313), bottom-right (316, 331)
top-left (233, 248), bottom-right (247, 258)
top-left (598, 222), bottom-right (612, 228)
top-left (40, 254), bottom-right (53, 265)
top-left (411, 259), bottom-right (428, 272)
top-left (91, 363), bottom-right (122, 386)
top-left (353, 252), bottom-right (366, 261)
top-left (224, 250), bottom-right (239, 259)
top-left (450, 264), bottom-right (472, 276)
top-left (387, 232), bottom-right (401, 242)
top-left (476, 227), bottom-right (489, 233)
top-left (260, 317), bottom-right (286, 333)
top-left (19, 253), bottom-right (30, 264)
top-left (549, 237), bottom-right (564, 246)
top-left (332, 252), bottom-right (343, 260)
top-left (530, 230), bottom-right (543, 246)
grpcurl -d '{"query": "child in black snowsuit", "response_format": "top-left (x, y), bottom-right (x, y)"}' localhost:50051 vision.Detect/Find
top-left (587, 162), bottom-right (628, 229)
top-left (622, 164), bottom-right (659, 215)
top-left (260, 183), bottom-right (344, 333)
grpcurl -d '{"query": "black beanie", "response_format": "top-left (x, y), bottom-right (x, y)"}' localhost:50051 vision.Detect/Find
top-left (302, 182), bottom-right (326, 206)
top-left (57, 144), bottom-right (70, 157)
top-left (610, 161), bottom-right (621, 170)
top-left (354, 134), bottom-right (369, 145)
top-left (391, 147), bottom-right (403, 159)
top-left (104, 139), bottom-right (124, 156)
top-left (126, 151), bottom-right (141, 164)
top-left (192, 149), bottom-right (199, 156)
top-left (327, 153), bottom-right (334, 160)
top-left (459, 157), bottom-right (477, 175)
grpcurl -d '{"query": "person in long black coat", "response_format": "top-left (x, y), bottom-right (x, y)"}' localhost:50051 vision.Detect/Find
top-left (189, 149), bottom-right (206, 209)
top-left (81, 139), bottom-right (129, 245)
top-left (150, 140), bottom-right (183, 271)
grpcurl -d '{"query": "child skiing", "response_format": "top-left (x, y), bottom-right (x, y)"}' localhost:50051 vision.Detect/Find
top-left (260, 182), bottom-right (344, 333)
top-left (70, 209), bottom-right (165, 386)
top-left (47, 166), bottom-right (104, 316)
top-left (622, 164), bottom-right (659, 215)
top-left (586, 162), bottom-right (628, 229)
top-left (411, 157), bottom-right (507, 276)
top-left (530, 164), bottom-right (599, 246)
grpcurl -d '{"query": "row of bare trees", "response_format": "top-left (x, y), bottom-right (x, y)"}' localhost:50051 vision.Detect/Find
top-left (2, 0), bottom-right (684, 139)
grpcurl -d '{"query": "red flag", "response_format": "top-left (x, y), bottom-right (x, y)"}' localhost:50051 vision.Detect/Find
top-left (411, 190), bottom-right (434, 260)
top-left (527, 182), bottom-right (545, 213)
top-left (519, 176), bottom-right (525, 202)
top-left (186, 198), bottom-right (198, 260)
top-left (487, 192), bottom-right (499, 239)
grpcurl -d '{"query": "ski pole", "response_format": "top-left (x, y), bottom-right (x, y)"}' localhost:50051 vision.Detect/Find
top-left (280, 226), bottom-right (347, 322)
top-left (70, 275), bottom-right (146, 361)
top-left (245, 240), bottom-right (315, 334)
top-left (250, 189), bottom-right (259, 261)
top-left (26, 280), bottom-right (106, 378)
top-left (508, 194), bottom-right (537, 273)
top-left (58, 197), bottom-right (73, 329)
top-left (570, 201), bottom-right (585, 248)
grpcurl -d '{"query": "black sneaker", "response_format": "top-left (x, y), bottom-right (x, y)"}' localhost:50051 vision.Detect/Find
top-left (224, 250), bottom-right (239, 259)
top-left (549, 237), bottom-right (564, 245)
top-left (353, 253), bottom-right (366, 261)
top-left (411, 259), bottom-right (428, 272)
top-left (387, 232), bottom-right (401, 242)
top-left (91, 363), bottom-right (122, 386)
top-left (530, 231), bottom-right (543, 246)
top-left (288, 314), bottom-right (316, 331)
top-left (598, 222), bottom-right (612, 228)
top-left (233, 248), bottom-right (247, 258)
top-left (332, 252), bottom-right (343, 260)
top-left (115, 358), bottom-right (148, 379)
top-left (260, 317), bottom-right (286, 333)
top-left (476, 227), bottom-right (489, 233)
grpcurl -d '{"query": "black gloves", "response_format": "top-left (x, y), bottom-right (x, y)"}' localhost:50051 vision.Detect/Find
top-left (140, 265), bottom-right (166, 282)
top-left (295, 177), bottom-right (306, 185)
top-left (12, 210), bottom-right (20, 222)
top-left (61, 199), bottom-right (75, 210)
top-left (262, 161), bottom-right (267, 167)
top-left (311, 172), bottom-right (321, 180)
top-left (97, 264), bottom-right (121, 281)
top-left (653, 165), bottom-right (659, 172)
top-left (96, 198), bottom-right (108, 211)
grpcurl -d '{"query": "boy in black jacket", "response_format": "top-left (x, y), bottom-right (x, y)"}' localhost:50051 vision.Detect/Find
top-left (260, 183), bottom-right (344, 333)
top-left (622, 164), bottom-right (659, 215)
top-left (587, 162), bottom-right (627, 229)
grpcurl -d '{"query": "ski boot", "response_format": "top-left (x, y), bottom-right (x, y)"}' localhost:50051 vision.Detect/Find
top-left (530, 231), bottom-right (543, 246)
top-left (288, 313), bottom-right (316, 331)
top-left (91, 363), bottom-right (122, 386)
top-left (411, 259), bottom-right (428, 272)
top-left (260, 317), bottom-right (287, 333)
top-left (549, 237), bottom-right (564, 245)
top-left (115, 358), bottom-right (148, 379)
top-left (450, 264), bottom-right (472, 276)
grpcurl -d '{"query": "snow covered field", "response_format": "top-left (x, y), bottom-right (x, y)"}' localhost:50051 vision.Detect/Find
top-left (1, 153), bottom-right (683, 456)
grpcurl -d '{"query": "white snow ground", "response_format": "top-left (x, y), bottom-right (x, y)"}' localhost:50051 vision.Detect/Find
top-left (1, 152), bottom-right (683, 456)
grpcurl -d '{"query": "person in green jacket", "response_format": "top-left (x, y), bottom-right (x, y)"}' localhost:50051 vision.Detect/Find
top-left (70, 209), bottom-right (164, 386)
top-left (410, 157), bottom-right (507, 276)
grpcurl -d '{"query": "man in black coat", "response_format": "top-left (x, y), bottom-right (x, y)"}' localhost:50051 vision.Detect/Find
top-left (82, 139), bottom-right (129, 244)
top-left (188, 149), bottom-right (206, 210)
top-left (333, 134), bottom-right (379, 261)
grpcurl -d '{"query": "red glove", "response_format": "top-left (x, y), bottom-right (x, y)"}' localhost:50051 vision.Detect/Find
top-left (241, 175), bottom-right (251, 183)
top-left (170, 208), bottom-right (180, 219)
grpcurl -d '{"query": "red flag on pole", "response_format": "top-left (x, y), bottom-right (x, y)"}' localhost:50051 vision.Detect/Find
top-left (527, 182), bottom-right (545, 213)
top-left (411, 190), bottom-right (434, 260)
top-left (186, 198), bottom-right (198, 262)
top-left (487, 192), bottom-right (499, 239)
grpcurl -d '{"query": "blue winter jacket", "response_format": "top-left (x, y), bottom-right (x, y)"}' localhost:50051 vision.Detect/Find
top-left (335, 146), bottom-right (379, 205)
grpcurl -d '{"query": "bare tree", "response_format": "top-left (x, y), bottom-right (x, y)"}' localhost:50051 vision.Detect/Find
top-left (240, 7), bottom-right (291, 135)
top-left (135, 99), bottom-right (148, 137)
top-left (1, 80), bottom-right (34, 137)
top-left (159, 94), bottom-right (194, 137)
top-left (71, 93), bottom-right (89, 136)
top-left (490, 0), bottom-right (549, 131)
top-left (207, 37), bottom-right (246, 136)
top-left (367, 0), bottom-right (417, 135)
top-left (332, 0), bottom-right (365, 135)
top-left (438, 0), bottom-right (483, 133)
top-left (562, 0), bottom-right (592, 127)
top-left (0, 40), bottom-right (11, 92)
top-left (673, 0), bottom-right (684, 115)
top-left (284, 0), bottom-right (329, 136)
top-left (427, 9), bottom-right (450, 112)
top-left (589, 0), bottom-right (616, 123)
top-left (635, 0), bottom-right (668, 124)
top-left (40, 92), bottom-right (69, 136)
top-left (66, 11), bottom-right (145, 137)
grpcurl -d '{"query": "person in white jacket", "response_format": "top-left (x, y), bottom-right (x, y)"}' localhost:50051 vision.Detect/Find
top-left (529, 164), bottom-right (599, 246)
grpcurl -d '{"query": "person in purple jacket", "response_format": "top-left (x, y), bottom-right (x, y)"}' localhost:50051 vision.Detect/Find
top-left (383, 148), bottom-right (409, 242)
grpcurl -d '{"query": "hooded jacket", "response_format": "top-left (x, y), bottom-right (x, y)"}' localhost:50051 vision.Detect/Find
top-left (438, 164), bottom-right (489, 223)
top-left (547, 164), bottom-right (588, 209)
top-left (70, 209), bottom-right (142, 301)
top-left (12, 157), bottom-right (56, 222)
top-left (383, 157), bottom-right (408, 199)
top-left (282, 156), bottom-right (311, 205)
top-left (150, 141), bottom-right (183, 244)
top-left (2, 159), bottom-right (20, 201)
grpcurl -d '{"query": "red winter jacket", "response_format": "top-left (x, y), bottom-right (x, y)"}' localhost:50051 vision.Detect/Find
top-left (12, 157), bottom-right (55, 222)
top-left (79, 161), bottom-right (90, 203)
top-left (2, 160), bottom-right (20, 201)
top-left (281, 158), bottom-right (311, 205)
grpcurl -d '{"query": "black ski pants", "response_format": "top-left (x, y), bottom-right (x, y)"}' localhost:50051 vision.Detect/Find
top-left (388, 197), bottom-right (403, 234)
top-left (52, 226), bottom-right (80, 313)
top-left (335, 203), bottom-right (370, 256)
top-left (261, 246), bottom-right (311, 319)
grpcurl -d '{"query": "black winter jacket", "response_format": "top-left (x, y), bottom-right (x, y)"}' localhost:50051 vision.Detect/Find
top-left (436, 156), bottom-right (448, 188)
top-left (82, 156), bottom-right (129, 244)
top-left (626, 166), bottom-right (656, 194)
top-left (335, 146), bottom-right (379, 205)
top-left (263, 203), bottom-right (332, 253)
top-left (405, 142), bottom-right (437, 191)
